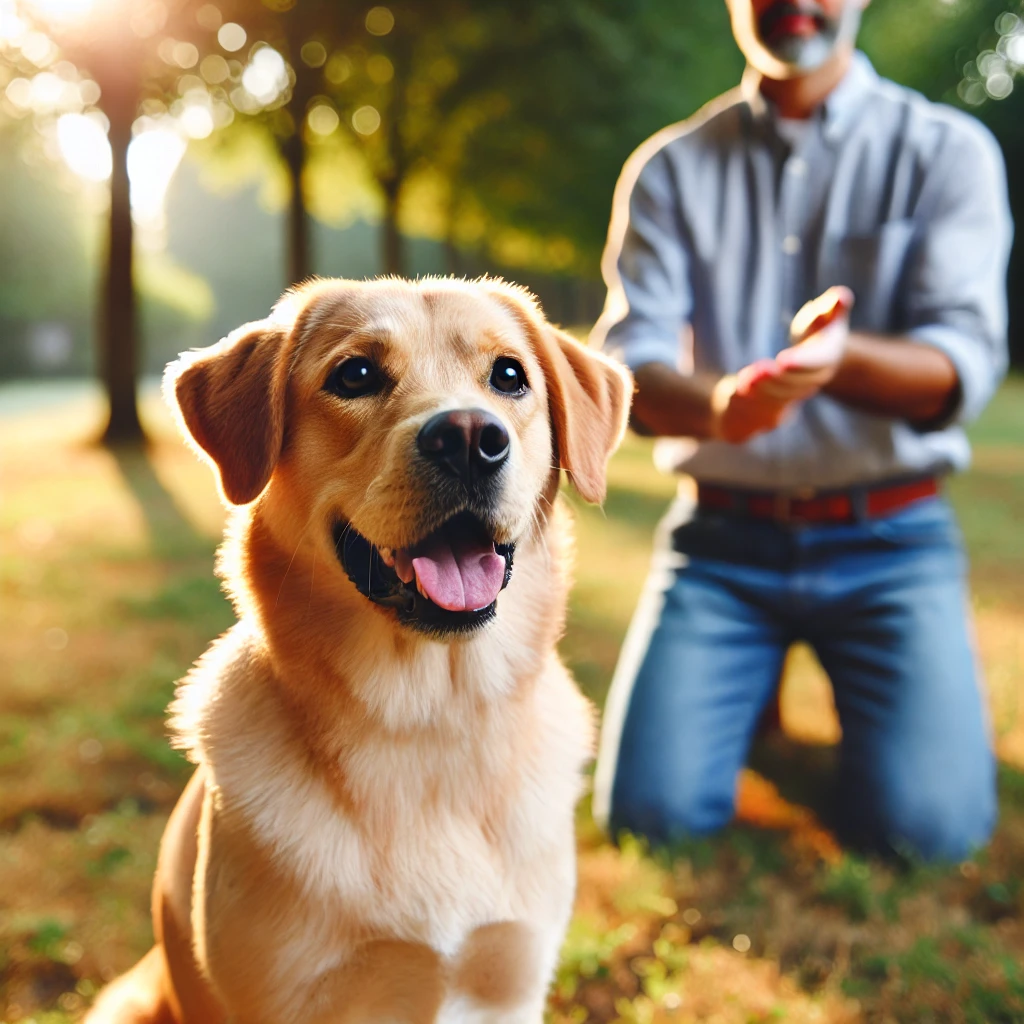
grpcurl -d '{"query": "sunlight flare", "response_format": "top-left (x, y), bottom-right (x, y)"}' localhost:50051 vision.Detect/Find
top-left (21, 0), bottom-right (95, 23)
top-left (56, 113), bottom-right (187, 237)
top-left (56, 111), bottom-right (110, 180)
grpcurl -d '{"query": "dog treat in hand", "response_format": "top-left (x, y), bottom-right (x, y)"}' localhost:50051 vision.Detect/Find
top-left (775, 318), bottom-right (848, 371)
top-left (776, 285), bottom-right (855, 371)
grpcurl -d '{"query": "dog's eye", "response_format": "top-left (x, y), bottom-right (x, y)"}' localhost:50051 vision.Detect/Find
top-left (325, 357), bottom-right (383, 398)
top-left (490, 358), bottom-right (528, 396)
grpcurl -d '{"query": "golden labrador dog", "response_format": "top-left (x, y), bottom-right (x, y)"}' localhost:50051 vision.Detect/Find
top-left (85, 277), bottom-right (631, 1024)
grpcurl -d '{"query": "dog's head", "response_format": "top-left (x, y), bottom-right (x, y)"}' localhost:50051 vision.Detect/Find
top-left (165, 278), bottom-right (631, 639)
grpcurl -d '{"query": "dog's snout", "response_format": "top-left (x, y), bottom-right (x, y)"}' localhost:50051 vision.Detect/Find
top-left (417, 409), bottom-right (510, 485)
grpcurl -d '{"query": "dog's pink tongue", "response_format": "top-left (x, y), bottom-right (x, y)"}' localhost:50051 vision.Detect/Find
top-left (411, 534), bottom-right (505, 612)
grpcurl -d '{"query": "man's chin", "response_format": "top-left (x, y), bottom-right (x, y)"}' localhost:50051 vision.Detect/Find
top-left (762, 33), bottom-right (840, 74)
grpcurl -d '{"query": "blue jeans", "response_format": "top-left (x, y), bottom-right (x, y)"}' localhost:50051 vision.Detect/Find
top-left (593, 495), bottom-right (996, 862)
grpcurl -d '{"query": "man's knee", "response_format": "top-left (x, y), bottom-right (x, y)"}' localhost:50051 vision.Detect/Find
top-left (609, 773), bottom-right (734, 846)
top-left (850, 773), bottom-right (997, 862)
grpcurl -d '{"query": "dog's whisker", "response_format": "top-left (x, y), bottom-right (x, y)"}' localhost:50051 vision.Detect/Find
top-left (307, 547), bottom-right (316, 615)
top-left (276, 520), bottom-right (313, 611)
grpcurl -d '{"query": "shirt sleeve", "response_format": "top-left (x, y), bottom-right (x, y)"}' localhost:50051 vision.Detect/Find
top-left (903, 117), bottom-right (1013, 426)
top-left (591, 144), bottom-right (694, 373)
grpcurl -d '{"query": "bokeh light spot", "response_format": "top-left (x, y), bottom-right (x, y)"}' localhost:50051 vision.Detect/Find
top-left (218, 21), bottom-right (246, 52)
top-left (80, 78), bottom-right (100, 105)
top-left (958, 80), bottom-right (987, 106)
top-left (196, 3), bottom-right (222, 31)
top-left (365, 5), bottom-right (394, 36)
top-left (21, 29), bottom-right (57, 65)
top-left (241, 46), bottom-right (289, 105)
top-left (180, 102), bottom-right (214, 138)
top-left (5, 77), bottom-right (32, 109)
top-left (351, 104), bottom-right (380, 135)
top-left (173, 41), bottom-right (199, 68)
top-left (996, 12), bottom-right (1021, 36)
top-left (200, 53), bottom-right (230, 84)
top-left (307, 102), bottom-right (339, 135)
top-left (0, 6), bottom-right (27, 44)
top-left (300, 40), bottom-right (327, 68)
top-left (325, 52), bottom-right (352, 84)
top-left (986, 71), bottom-right (1014, 99)
top-left (366, 54), bottom-right (394, 84)
top-left (57, 112), bottom-right (111, 181)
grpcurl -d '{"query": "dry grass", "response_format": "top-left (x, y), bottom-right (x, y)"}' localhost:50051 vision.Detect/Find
top-left (1, 379), bottom-right (1023, 1023)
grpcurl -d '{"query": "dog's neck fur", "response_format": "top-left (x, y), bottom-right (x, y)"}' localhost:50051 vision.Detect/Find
top-left (202, 474), bottom-right (570, 766)
top-left (168, 474), bottom-right (580, 893)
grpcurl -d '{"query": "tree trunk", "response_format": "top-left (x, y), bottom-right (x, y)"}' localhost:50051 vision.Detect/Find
top-left (381, 184), bottom-right (404, 277)
top-left (283, 133), bottom-right (311, 286)
top-left (100, 110), bottom-right (142, 445)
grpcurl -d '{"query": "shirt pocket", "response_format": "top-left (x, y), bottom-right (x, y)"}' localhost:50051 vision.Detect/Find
top-left (818, 218), bottom-right (916, 332)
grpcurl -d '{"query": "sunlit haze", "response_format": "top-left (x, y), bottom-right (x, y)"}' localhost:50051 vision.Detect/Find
top-left (56, 112), bottom-right (187, 238)
top-left (56, 111), bottom-right (109, 180)
top-left (20, 0), bottom-right (95, 23)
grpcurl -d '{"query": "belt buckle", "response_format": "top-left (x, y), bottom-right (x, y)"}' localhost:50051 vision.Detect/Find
top-left (773, 487), bottom-right (816, 524)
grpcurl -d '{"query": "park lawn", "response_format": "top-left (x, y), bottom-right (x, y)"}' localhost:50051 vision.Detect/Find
top-left (1, 379), bottom-right (1023, 1023)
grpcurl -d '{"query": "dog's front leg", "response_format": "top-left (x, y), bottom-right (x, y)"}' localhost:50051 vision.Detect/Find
top-left (299, 940), bottom-right (448, 1024)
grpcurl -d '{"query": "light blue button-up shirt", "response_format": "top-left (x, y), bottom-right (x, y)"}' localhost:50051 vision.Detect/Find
top-left (593, 53), bottom-right (1013, 489)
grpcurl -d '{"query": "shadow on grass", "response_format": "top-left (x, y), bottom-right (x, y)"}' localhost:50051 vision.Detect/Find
top-left (109, 443), bottom-right (209, 558)
top-left (747, 732), bottom-right (840, 821)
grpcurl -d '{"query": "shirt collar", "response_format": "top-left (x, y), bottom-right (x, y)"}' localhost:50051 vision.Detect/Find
top-left (741, 50), bottom-right (877, 144)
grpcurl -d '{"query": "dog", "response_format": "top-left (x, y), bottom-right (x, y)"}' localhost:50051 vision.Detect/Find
top-left (85, 277), bottom-right (631, 1024)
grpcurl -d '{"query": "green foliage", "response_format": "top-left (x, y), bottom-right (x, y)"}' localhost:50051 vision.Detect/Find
top-left (451, 0), bottom-right (741, 273)
top-left (557, 918), bottom-right (638, 994)
top-left (0, 133), bottom-right (94, 327)
top-left (25, 919), bottom-right (69, 960)
top-left (818, 857), bottom-right (876, 921)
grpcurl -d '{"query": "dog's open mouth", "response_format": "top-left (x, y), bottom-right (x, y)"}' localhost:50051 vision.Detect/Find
top-left (333, 511), bottom-right (515, 636)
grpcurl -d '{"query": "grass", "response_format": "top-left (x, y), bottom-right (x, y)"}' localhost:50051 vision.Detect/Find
top-left (1, 378), bottom-right (1023, 1022)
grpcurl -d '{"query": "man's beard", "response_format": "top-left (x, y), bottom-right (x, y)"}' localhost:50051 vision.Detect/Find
top-left (759, 2), bottom-right (860, 70)
top-left (732, 1), bottom-right (862, 77)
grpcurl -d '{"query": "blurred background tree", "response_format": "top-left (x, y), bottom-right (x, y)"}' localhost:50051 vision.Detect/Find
top-left (1, 0), bottom-right (1022, 446)
top-left (7, 0), bottom-right (220, 441)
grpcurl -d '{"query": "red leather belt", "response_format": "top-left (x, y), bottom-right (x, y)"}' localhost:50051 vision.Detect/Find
top-left (696, 476), bottom-right (940, 524)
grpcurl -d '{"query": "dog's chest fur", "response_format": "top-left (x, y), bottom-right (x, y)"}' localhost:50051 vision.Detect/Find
top-left (173, 623), bottom-right (591, 963)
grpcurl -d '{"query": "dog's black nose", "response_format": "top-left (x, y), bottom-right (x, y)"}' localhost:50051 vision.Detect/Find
top-left (417, 408), bottom-right (510, 485)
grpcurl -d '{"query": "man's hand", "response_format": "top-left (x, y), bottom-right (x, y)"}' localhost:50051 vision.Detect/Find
top-left (709, 373), bottom-right (792, 443)
top-left (710, 287), bottom-right (854, 443)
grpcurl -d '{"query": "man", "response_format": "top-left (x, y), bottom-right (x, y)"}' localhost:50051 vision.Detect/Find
top-left (591, 0), bottom-right (1012, 861)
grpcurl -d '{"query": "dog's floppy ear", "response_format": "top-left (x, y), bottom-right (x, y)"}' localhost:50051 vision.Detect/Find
top-left (536, 323), bottom-right (633, 503)
top-left (164, 320), bottom-right (292, 506)
top-left (488, 284), bottom-right (632, 504)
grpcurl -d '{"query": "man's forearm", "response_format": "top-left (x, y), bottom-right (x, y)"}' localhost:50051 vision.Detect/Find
top-left (824, 333), bottom-right (960, 426)
top-left (629, 362), bottom-right (720, 438)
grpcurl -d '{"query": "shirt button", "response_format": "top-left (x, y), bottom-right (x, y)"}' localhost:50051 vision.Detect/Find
top-left (788, 157), bottom-right (808, 176)
top-left (782, 235), bottom-right (802, 255)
